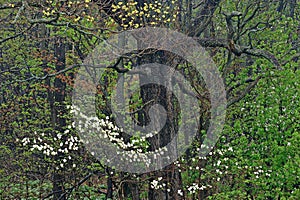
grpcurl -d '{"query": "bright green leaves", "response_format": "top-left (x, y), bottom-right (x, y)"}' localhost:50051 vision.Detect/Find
top-left (219, 67), bottom-right (300, 198)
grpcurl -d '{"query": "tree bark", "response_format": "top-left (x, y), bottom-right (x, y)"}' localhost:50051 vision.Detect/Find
top-left (52, 36), bottom-right (67, 200)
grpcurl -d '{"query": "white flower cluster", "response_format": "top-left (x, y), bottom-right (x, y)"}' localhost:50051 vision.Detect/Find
top-left (177, 189), bottom-right (183, 196)
top-left (20, 126), bottom-right (80, 169)
top-left (253, 166), bottom-right (272, 178)
top-left (186, 183), bottom-right (212, 194)
top-left (71, 105), bottom-right (169, 167)
top-left (194, 143), bottom-right (233, 160)
top-left (187, 183), bottom-right (199, 194)
top-left (150, 177), bottom-right (165, 189)
top-left (21, 137), bottom-right (30, 146)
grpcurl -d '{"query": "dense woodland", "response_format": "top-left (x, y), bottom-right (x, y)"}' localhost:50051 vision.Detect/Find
top-left (0, 0), bottom-right (299, 199)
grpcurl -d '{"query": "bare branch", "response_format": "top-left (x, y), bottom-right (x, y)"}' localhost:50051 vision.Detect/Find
top-left (0, 2), bottom-right (22, 10)
top-left (227, 75), bottom-right (261, 107)
top-left (195, 38), bottom-right (281, 68)
top-left (0, 25), bottom-right (33, 44)
top-left (107, 57), bottom-right (129, 73)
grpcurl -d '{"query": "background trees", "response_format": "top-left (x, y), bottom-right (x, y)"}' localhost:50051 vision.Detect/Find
top-left (0, 0), bottom-right (299, 199)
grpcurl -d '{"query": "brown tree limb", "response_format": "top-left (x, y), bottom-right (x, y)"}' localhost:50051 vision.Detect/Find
top-left (227, 75), bottom-right (261, 107)
top-left (0, 25), bottom-right (33, 44)
top-left (195, 38), bottom-right (281, 68)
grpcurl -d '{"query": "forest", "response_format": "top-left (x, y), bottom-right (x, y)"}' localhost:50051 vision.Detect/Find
top-left (0, 0), bottom-right (299, 199)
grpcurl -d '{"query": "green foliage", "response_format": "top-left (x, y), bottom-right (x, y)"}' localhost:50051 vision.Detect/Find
top-left (1, 0), bottom-right (299, 199)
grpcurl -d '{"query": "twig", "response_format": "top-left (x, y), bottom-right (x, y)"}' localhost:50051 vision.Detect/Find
top-left (58, 173), bottom-right (93, 200)
top-left (227, 75), bottom-right (261, 107)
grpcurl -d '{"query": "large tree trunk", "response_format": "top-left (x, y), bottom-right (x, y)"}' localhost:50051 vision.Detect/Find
top-left (52, 36), bottom-right (67, 200)
top-left (134, 50), bottom-right (182, 200)
top-left (38, 23), bottom-right (66, 200)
